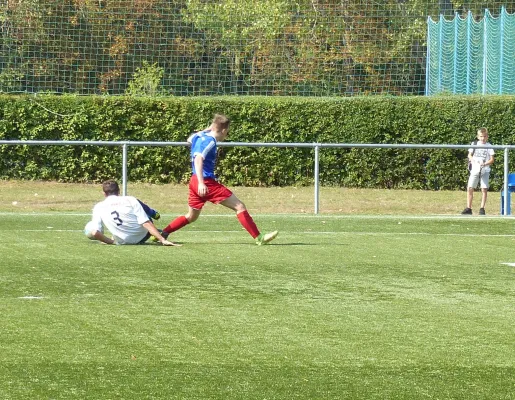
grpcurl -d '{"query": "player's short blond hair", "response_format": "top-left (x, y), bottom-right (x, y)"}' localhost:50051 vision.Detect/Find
top-left (477, 127), bottom-right (488, 136)
top-left (212, 114), bottom-right (230, 130)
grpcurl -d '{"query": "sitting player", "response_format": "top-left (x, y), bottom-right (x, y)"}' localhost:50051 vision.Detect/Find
top-left (85, 179), bottom-right (179, 246)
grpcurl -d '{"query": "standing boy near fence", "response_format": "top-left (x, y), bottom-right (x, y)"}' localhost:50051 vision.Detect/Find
top-left (461, 127), bottom-right (495, 215)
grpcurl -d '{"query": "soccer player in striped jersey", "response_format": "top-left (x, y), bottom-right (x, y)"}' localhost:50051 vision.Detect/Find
top-left (159, 114), bottom-right (278, 245)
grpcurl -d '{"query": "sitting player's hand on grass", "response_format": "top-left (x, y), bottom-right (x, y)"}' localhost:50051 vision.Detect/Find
top-left (161, 239), bottom-right (182, 246)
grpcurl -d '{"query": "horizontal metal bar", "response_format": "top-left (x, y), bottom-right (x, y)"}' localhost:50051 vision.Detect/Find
top-left (0, 139), bottom-right (512, 151)
top-left (0, 140), bottom-right (188, 146)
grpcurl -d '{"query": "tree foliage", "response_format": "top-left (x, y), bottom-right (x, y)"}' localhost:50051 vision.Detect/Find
top-left (0, 1), bottom-right (513, 95)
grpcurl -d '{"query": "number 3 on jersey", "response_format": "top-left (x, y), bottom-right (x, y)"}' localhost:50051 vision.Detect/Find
top-left (111, 211), bottom-right (123, 226)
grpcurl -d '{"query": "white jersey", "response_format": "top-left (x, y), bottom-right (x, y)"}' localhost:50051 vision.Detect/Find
top-left (91, 195), bottom-right (150, 245)
top-left (469, 141), bottom-right (494, 173)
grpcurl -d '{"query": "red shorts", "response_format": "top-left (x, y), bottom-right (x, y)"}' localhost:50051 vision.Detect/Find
top-left (188, 175), bottom-right (233, 210)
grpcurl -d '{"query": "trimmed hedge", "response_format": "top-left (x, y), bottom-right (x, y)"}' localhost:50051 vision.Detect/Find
top-left (1, 94), bottom-right (514, 190)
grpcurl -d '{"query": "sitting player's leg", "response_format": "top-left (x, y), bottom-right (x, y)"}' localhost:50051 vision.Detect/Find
top-left (137, 199), bottom-right (160, 220)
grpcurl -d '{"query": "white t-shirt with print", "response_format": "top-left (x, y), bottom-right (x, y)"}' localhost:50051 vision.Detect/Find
top-left (91, 195), bottom-right (150, 245)
top-left (469, 141), bottom-right (494, 173)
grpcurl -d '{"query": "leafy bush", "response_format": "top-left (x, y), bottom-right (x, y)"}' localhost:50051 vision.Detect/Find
top-left (1, 94), bottom-right (514, 190)
top-left (125, 62), bottom-right (166, 97)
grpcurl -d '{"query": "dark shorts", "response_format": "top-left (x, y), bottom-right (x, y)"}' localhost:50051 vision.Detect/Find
top-left (188, 175), bottom-right (233, 210)
top-left (138, 232), bottom-right (151, 244)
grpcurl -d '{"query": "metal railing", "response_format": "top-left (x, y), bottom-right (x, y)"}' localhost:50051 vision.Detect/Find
top-left (1, 140), bottom-right (513, 214)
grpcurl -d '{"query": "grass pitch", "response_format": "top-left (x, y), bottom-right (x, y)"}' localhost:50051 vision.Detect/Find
top-left (0, 180), bottom-right (495, 215)
top-left (1, 212), bottom-right (514, 399)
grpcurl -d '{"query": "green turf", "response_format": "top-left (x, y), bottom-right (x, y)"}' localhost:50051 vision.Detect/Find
top-left (1, 213), bottom-right (514, 399)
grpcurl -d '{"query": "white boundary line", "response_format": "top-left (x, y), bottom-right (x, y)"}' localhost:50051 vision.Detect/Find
top-left (1, 211), bottom-right (514, 220)
top-left (21, 229), bottom-right (515, 237)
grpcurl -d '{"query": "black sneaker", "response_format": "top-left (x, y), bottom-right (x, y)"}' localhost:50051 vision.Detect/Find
top-left (461, 208), bottom-right (472, 215)
top-left (479, 208), bottom-right (486, 215)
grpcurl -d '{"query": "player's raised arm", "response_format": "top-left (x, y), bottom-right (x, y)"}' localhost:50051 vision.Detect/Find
top-left (186, 132), bottom-right (196, 144)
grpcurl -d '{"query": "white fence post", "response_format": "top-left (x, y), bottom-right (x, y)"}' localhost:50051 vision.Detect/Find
top-left (314, 144), bottom-right (320, 214)
top-left (122, 143), bottom-right (128, 196)
top-left (503, 147), bottom-right (509, 215)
